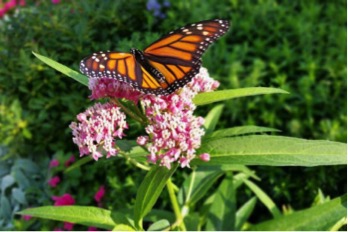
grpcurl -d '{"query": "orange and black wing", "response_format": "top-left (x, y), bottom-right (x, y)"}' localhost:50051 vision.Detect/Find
top-left (80, 51), bottom-right (168, 95)
top-left (143, 19), bottom-right (230, 94)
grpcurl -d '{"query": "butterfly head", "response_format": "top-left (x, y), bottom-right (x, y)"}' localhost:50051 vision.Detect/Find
top-left (130, 48), bottom-right (145, 61)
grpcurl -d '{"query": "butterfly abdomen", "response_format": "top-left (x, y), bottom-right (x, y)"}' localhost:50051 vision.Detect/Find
top-left (131, 48), bottom-right (167, 85)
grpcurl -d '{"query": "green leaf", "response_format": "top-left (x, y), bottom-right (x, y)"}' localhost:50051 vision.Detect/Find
top-left (112, 224), bottom-right (136, 231)
top-left (178, 167), bottom-right (224, 207)
top-left (204, 104), bottom-right (224, 134)
top-left (205, 175), bottom-right (236, 230)
top-left (64, 156), bottom-right (92, 173)
top-left (0, 196), bottom-right (11, 221)
top-left (134, 165), bottom-right (177, 230)
top-left (1, 175), bottom-right (15, 191)
top-left (329, 217), bottom-right (347, 231)
top-left (242, 179), bottom-right (281, 218)
top-left (184, 213), bottom-right (201, 231)
top-left (235, 197), bottom-right (257, 230)
top-left (147, 219), bottom-right (170, 231)
top-left (202, 164), bottom-right (259, 180)
top-left (145, 209), bottom-right (175, 223)
top-left (116, 140), bottom-right (139, 152)
top-left (12, 188), bottom-right (27, 204)
top-left (16, 159), bottom-right (39, 173)
top-left (233, 173), bottom-right (250, 190)
top-left (32, 52), bottom-right (88, 86)
top-left (205, 126), bottom-right (280, 139)
top-left (127, 146), bottom-right (148, 162)
top-left (193, 135), bottom-right (347, 166)
top-left (111, 210), bottom-right (136, 231)
top-left (17, 206), bottom-right (116, 230)
top-left (250, 195), bottom-right (347, 231)
top-left (193, 87), bottom-right (289, 106)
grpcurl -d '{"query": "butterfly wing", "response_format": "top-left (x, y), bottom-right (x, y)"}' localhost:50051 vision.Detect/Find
top-left (143, 19), bottom-right (229, 94)
top-left (80, 51), bottom-right (168, 95)
top-left (80, 19), bottom-right (229, 96)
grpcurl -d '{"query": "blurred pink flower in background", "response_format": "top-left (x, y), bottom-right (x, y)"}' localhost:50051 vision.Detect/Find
top-left (0, 0), bottom-right (26, 18)
top-left (22, 215), bottom-right (32, 221)
top-left (63, 222), bottom-right (74, 231)
top-left (52, 193), bottom-right (75, 206)
top-left (49, 159), bottom-right (60, 168)
top-left (48, 176), bottom-right (61, 187)
top-left (4, 0), bottom-right (17, 9)
top-left (64, 155), bottom-right (75, 167)
top-left (51, 0), bottom-right (60, 4)
top-left (51, 194), bottom-right (76, 230)
top-left (94, 185), bottom-right (105, 203)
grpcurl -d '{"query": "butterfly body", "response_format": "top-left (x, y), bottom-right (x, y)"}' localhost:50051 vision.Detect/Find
top-left (81, 19), bottom-right (230, 96)
top-left (131, 48), bottom-right (167, 84)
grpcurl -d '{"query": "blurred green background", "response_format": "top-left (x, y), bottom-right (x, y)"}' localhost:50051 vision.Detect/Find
top-left (0, 0), bottom-right (346, 230)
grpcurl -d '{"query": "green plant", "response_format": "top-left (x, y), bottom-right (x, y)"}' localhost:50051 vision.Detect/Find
top-left (16, 53), bottom-right (346, 231)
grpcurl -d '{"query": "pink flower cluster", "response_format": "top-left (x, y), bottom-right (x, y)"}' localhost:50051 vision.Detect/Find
top-left (89, 78), bottom-right (142, 103)
top-left (74, 66), bottom-right (218, 167)
top-left (70, 103), bottom-right (128, 160)
top-left (138, 67), bottom-right (218, 168)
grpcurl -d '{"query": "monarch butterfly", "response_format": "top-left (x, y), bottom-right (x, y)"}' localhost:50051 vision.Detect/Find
top-left (80, 19), bottom-right (229, 96)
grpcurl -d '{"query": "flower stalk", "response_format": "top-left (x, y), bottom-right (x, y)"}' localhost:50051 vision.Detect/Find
top-left (166, 178), bottom-right (186, 231)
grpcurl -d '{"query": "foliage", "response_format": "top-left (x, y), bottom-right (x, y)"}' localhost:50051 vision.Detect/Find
top-left (0, 0), bottom-right (346, 231)
top-left (0, 149), bottom-right (50, 230)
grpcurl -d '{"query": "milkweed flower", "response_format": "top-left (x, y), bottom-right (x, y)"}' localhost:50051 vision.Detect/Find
top-left (89, 77), bottom-right (142, 103)
top-left (138, 67), bottom-right (218, 168)
top-left (70, 103), bottom-right (128, 160)
top-left (199, 153), bottom-right (210, 162)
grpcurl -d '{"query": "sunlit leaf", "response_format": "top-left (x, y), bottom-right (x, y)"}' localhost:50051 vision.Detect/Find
top-left (250, 195), bottom-right (347, 231)
top-left (32, 52), bottom-right (88, 86)
top-left (134, 165), bottom-right (177, 230)
top-left (193, 87), bottom-right (289, 106)
top-left (205, 176), bottom-right (235, 230)
top-left (17, 206), bottom-right (116, 230)
top-left (193, 135), bottom-right (347, 166)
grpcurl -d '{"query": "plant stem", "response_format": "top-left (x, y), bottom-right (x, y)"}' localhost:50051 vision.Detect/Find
top-left (132, 101), bottom-right (148, 123)
top-left (110, 98), bottom-right (146, 125)
top-left (119, 152), bottom-right (150, 171)
top-left (166, 178), bottom-right (186, 231)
